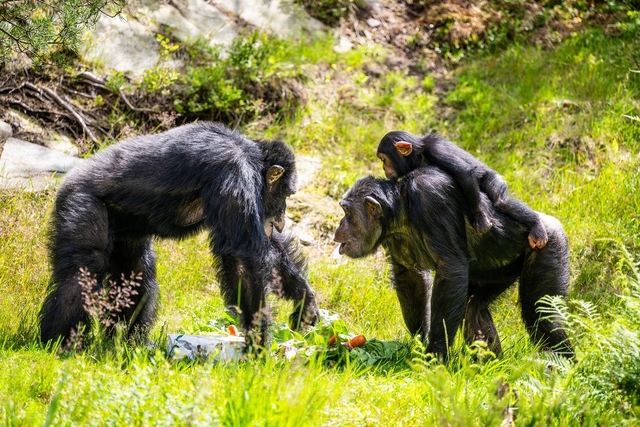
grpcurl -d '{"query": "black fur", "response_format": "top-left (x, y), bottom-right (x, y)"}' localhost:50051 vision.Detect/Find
top-left (268, 231), bottom-right (318, 330)
top-left (40, 121), bottom-right (318, 347)
top-left (377, 131), bottom-right (548, 248)
top-left (334, 167), bottom-right (573, 360)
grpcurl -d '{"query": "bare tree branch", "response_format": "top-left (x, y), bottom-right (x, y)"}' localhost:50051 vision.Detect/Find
top-left (24, 81), bottom-right (100, 144)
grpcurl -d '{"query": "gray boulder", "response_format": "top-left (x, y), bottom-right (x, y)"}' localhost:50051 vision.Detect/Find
top-left (81, 0), bottom-right (324, 77)
top-left (0, 138), bottom-right (83, 191)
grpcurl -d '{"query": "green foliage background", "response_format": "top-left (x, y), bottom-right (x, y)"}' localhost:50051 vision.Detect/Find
top-left (0, 0), bottom-right (124, 60)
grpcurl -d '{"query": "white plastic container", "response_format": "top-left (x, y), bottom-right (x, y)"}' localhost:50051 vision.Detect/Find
top-left (168, 333), bottom-right (245, 361)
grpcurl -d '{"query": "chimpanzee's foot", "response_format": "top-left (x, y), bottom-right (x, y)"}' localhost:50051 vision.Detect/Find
top-left (493, 197), bottom-right (507, 211)
top-left (528, 220), bottom-right (548, 249)
top-left (472, 211), bottom-right (493, 235)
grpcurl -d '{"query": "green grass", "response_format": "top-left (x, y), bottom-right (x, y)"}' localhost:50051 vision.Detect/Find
top-left (1, 25), bottom-right (640, 425)
top-left (0, 192), bottom-right (52, 347)
top-left (439, 28), bottom-right (640, 302)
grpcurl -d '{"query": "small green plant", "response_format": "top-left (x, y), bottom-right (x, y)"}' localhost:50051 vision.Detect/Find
top-left (142, 67), bottom-right (180, 94)
top-left (421, 75), bottom-right (435, 92)
top-left (141, 35), bottom-right (180, 94)
top-left (104, 70), bottom-right (126, 92)
top-left (618, 9), bottom-right (640, 33)
top-left (60, 268), bottom-right (142, 352)
top-left (156, 34), bottom-right (179, 58)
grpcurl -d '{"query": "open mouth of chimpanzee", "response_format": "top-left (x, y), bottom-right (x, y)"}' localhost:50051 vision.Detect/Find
top-left (337, 241), bottom-right (351, 255)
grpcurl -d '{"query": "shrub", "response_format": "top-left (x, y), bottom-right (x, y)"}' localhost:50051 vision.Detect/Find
top-left (173, 31), bottom-right (306, 123)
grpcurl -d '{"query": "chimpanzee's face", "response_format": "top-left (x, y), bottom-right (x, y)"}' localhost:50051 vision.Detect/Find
top-left (264, 165), bottom-right (295, 236)
top-left (260, 140), bottom-right (298, 237)
top-left (377, 153), bottom-right (398, 180)
top-left (334, 183), bottom-right (384, 258)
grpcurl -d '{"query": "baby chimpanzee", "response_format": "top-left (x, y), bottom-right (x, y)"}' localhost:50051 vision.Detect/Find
top-left (376, 130), bottom-right (547, 249)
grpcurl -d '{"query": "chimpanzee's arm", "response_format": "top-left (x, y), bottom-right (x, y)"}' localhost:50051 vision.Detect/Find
top-left (477, 168), bottom-right (509, 207)
top-left (389, 258), bottom-right (433, 340)
top-left (427, 259), bottom-right (470, 358)
top-left (216, 254), bottom-right (271, 350)
top-left (269, 233), bottom-right (319, 329)
top-left (202, 166), bottom-right (266, 259)
top-left (407, 172), bottom-right (472, 359)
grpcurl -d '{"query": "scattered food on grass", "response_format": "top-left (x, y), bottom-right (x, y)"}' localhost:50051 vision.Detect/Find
top-left (328, 334), bottom-right (337, 346)
top-left (173, 310), bottom-right (412, 368)
top-left (228, 325), bottom-right (239, 336)
top-left (342, 334), bottom-right (367, 350)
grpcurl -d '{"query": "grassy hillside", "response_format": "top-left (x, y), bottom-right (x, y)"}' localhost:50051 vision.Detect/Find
top-left (1, 11), bottom-right (639, 427)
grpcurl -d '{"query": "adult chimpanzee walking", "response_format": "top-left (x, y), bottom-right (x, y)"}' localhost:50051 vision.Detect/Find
top-left (334, 167), bottom-right (573, 360)
top-left (40, 121), bottom-right (318, 348)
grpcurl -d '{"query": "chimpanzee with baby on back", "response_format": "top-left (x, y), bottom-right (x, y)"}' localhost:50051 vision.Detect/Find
top-left (335, 130), bottom-right (574, 360)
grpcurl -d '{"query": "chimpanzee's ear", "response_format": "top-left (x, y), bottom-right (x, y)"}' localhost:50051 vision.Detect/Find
top-left (267, 165), bottom-right (285, 187)
top-left (394, 141), bottom-right (413, 157)
top-left (365, 196), bottom-right (383, 219)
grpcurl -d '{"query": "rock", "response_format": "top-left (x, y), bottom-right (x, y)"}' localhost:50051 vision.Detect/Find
top-left (0, 138), bottom-right (83, 191)
top-left (366, 18), bottom-right (381, 28)
top-left (0, 121), bottom-right (11, 159)
top-left (80, 0), bottom-right (324, 77)
top-left (5, 109), bottom-right (79, 156)
top-left (295, 155), bottom-right (321, 190)
top-left (213, 0), bottom-right (324, 37)
top-left (361, 0), bottom-right (382, 13)
top-left (81, 15), bottom-right (160, 76)
top-left (333, 36), bottom-right (354, 53)
top-left (152, 0), bottom-right (238, 48)
top-left (44, 133), bottom-right (80, 157)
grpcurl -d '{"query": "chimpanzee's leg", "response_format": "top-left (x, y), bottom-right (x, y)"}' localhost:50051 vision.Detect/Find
top-left (496, 198), bottom-right (548, 249)
top-left (482, 172), bottom-right (548, 249)
top-left (268, 233), bottom-right (319, 329)
top-left (40, 192), bottom-right (112, 345)
top-left (464, 278), bottom-right (515, 355)
top-left (518, 215), bottom-right (574, 358)
top-left (391, 260), bottom-right (433, 340)
top-left (464, 301), bottom-right (501, 354)
top-left (463, 259), bottom-right (525, 355)
top-left (107, 237), bottom-right (159, 341)
top-left (436, 160), bottom-right (492, 234)
top-left (478, 169), bottom-right (508, 207)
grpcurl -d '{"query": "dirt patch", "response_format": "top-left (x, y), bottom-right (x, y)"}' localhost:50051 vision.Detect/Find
top-left (335, 0), bottom-right (628, 67)
top-left (285, 154), bottom-right (345, 257)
